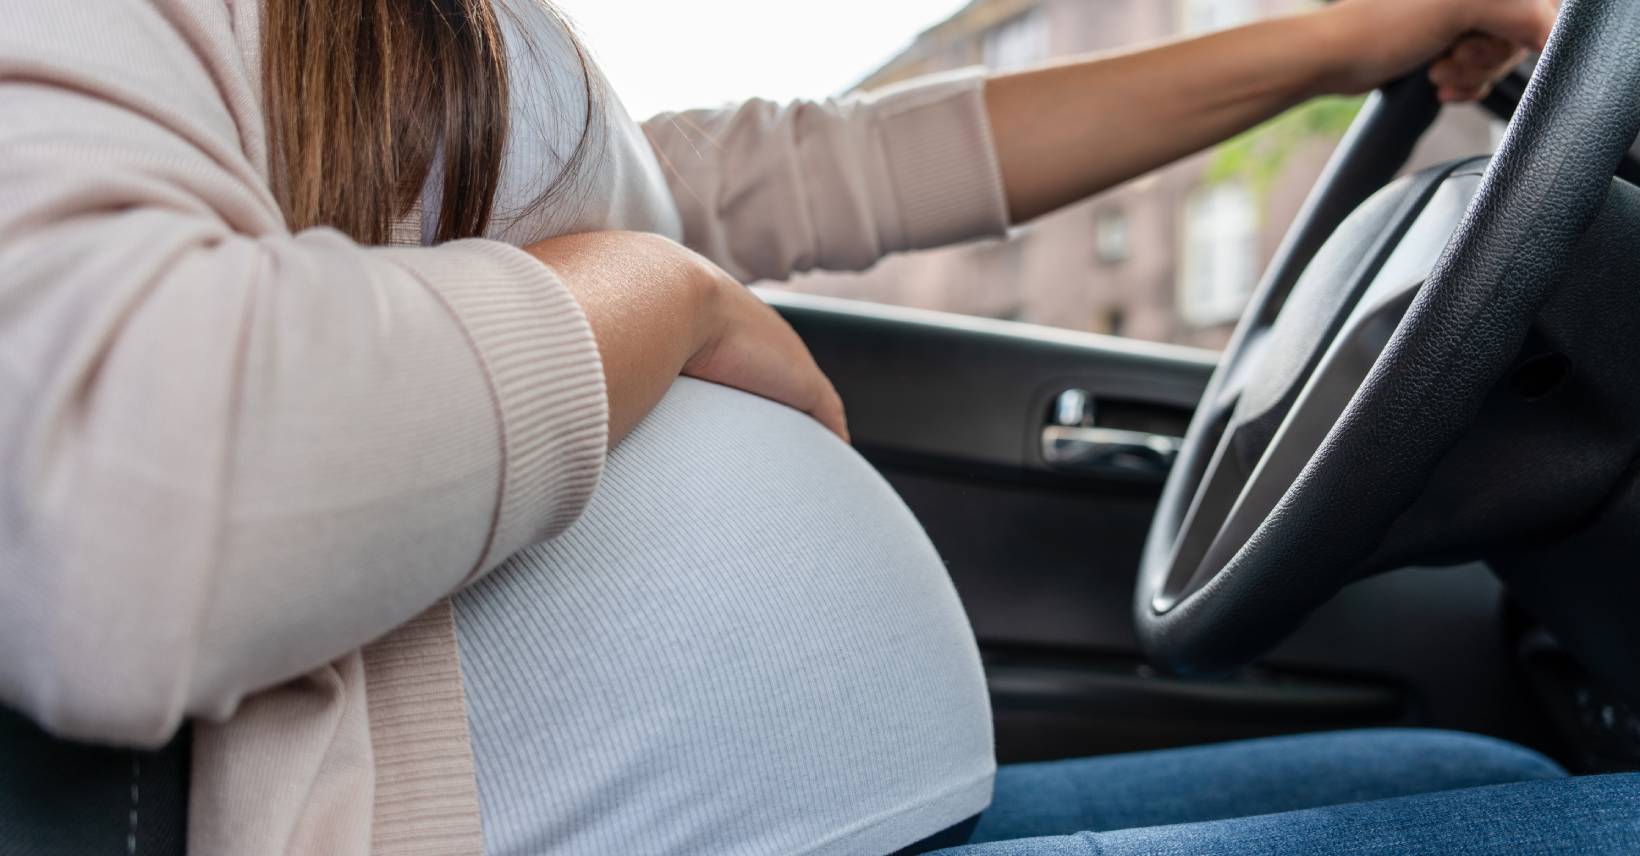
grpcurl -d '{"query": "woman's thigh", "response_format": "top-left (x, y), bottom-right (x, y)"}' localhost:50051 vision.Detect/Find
top-left (970, 729), bottom-right (1563, 842)
top-left (933, 772), bottom-right (1640, 856)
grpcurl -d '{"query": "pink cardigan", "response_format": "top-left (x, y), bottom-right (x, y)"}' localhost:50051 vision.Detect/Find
top-left (0, 0), bottom-right (1009, 852)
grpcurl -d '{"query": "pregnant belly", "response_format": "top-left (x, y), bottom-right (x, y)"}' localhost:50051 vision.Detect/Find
top-left (451, 378), bottom-right (994, 856)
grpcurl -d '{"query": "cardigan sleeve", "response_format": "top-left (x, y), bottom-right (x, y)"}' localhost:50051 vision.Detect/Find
top-left (641, 69), bottom-right (1012, 283)
top-left (0, 0), bottom-right (607, 746)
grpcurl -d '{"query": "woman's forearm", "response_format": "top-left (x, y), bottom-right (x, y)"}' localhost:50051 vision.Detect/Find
top-left (986, 0), bottom-right (1555, 222)
top-left (987, 11), bottom-right (1340, 222)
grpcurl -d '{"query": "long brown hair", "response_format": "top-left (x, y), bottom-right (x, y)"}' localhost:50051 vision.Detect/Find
top-left (262, 0), bottom-right (599, 245)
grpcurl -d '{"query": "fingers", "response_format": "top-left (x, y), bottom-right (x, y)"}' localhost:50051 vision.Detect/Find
top-left (785, 334), bottom-right (851, 443)
top-left (1428, 33), bottom-right (1524, 103)
top-left (760, 303), bottom-right (851, 443)
top-left (763, 307), bottom-right (850, 444)
top-left (808, 378), bottom-right (851, 444)
top-left (1430, 0), bottom-right (1561, 103)
top-left (682, 281), bottom-right (852, 444)
top-left (1455, 33), bottom-right (1519, 68)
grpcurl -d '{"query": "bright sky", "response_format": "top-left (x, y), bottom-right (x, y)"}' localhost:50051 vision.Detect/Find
top-left (552, 0), bottom-right (972, 119)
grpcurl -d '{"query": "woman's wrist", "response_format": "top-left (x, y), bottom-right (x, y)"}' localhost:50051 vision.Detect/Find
top-left (525, 231), bottom-right (709, 445)
top-left (1299, 2), bottom-right (1408, 97)
top-left (678, 253), bottom-right (731, 374)
top-left (1306, 0), bottom-right (1534, 99)
top-left (1293, 5), bottom-right (1352, 97)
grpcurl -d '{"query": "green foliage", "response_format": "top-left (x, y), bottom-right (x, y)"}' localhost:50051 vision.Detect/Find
top-left (1205, 95), bottom-right (1365, 196)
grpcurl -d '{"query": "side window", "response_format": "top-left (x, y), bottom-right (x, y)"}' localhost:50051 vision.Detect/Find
top-left (565, 0), bottom-right (1508, 351)
top-left (1094, 209), bottom-right (1132, 265)
top-left (1178, 0), bottom-right (1256, 34)
top-left (773, 0), bottom-right (1502, 351)
top-left (1178, 183), bottom-right (1258, 328)
top-left (982, 10), bottom-right (1050, 71)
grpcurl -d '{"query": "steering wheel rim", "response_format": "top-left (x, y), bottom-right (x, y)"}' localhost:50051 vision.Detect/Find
top-left (1134, 0), bottom-right (1640, 676)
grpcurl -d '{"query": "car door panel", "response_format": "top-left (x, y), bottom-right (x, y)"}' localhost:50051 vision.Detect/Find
top-left (771, 289), bottom-right (1543, 763)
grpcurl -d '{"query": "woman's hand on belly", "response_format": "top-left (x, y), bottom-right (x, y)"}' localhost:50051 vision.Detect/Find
top-left (681, 266), bottom-right (849, 443)
top-left (526, 230), bottom-right (847, 445)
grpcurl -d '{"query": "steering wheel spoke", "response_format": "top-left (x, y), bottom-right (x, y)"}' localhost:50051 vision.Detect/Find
top-left (1156, 280), bottom-right (1420, 609)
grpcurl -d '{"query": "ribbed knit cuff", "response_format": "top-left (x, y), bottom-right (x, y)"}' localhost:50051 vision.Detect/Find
top-left (379, 239), bottom-right (609, 580)
top-left (362, 602), bottom-right (484, 856)
top-left (865, 67), bottom-right (1012, 251)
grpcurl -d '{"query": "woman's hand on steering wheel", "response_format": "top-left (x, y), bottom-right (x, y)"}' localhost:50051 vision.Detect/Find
top-left (1326, 0), bottom-right (1559, 102)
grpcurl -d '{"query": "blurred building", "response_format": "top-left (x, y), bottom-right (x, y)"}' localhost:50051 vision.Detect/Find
top-left (777, 0), bottom-right (1499, 348)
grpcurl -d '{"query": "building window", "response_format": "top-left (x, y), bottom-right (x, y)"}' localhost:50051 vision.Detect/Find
top-left (1099, 307), bottom-right (1127, 337)
top-left (1178, 183), bottom-right (1258, 327)
top-left (1095, 209), bottom-right (1131, 264)
top-left (982, 9), bottom-right (1049, 72)
top-left (1178, 0), bottom-right (1255, 34)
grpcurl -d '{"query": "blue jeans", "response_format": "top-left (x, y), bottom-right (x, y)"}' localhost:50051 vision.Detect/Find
top-left (926, 729), bottom-right (1640, 855)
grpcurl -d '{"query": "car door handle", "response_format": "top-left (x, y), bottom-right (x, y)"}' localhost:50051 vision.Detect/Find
top-left (1042, 388), bottom-right (1181, 476)
top-left (1041, 425), bottom-right (1182, 476)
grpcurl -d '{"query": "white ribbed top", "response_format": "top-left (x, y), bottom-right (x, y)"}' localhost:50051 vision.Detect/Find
top-left (453, 379), bottom-right (995, 856)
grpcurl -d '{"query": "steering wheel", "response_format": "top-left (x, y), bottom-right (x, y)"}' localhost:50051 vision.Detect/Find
top-left (1134, 0), bottom-right (1640, 680)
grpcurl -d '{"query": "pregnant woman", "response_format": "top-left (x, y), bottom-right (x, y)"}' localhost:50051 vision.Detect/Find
top-left (0, 0), bottom-right (1564, 854)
